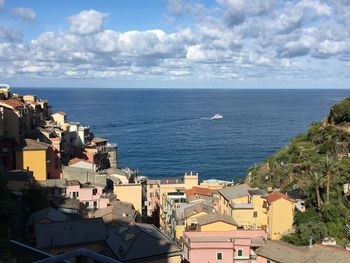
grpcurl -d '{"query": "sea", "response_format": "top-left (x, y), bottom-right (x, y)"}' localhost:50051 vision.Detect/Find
top-left (14, 88), bottom-right (350, 181)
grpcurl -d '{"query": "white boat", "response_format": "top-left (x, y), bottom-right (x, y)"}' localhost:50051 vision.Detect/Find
top-left (211, 114), bottom-right (223, 120)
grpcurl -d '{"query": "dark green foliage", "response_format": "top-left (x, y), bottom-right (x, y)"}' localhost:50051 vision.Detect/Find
top-left (329, 98), bottom-right (350, 125)
top-left (247, 98), bottom-right (350, 245)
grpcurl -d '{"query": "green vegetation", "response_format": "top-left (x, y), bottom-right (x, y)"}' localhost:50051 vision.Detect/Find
top-left (246, 98), bottom-right (350, 246)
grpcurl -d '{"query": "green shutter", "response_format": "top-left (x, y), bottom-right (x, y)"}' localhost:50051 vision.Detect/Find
top-left (238, 250), bottom-right (243, 256)
top-left (85, 202), bottom-right (89, 207)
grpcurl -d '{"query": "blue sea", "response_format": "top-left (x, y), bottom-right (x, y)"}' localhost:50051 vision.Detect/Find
top-left (14, 88), bottom-right (350, 181)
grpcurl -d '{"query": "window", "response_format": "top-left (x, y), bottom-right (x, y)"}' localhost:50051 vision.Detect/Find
top-left (55, 158), bottom-right (59, 169)
top-left (253, 211), bottom-right (258, 218)
top-left (93, 201), bottom-right (97, 208)
top-left (237, 250), bottom-right (243, 257)
top-left (216, 252), bottom-right (223, 261)
top-left (85, 202), bottom-right (89, 207)
top-left (267, 260), bottom-right (271, 263)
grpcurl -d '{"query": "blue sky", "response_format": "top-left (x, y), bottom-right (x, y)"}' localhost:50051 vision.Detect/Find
top-left (0, 0), bottom-right (350, 88)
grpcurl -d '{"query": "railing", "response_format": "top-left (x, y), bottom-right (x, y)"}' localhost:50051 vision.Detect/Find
top-left (231, 203), bottom-right (253, 209)
top-left (10, 240), bottom-right (122, 263)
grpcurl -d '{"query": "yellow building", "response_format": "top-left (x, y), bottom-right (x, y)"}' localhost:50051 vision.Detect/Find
top-left (176, 211), bottom-right (238, 240)
top-left (16, 139), bottom-right (49, 181)
top-left (0, 99), bottom-right (32, 143)
top-left (23, 95), bottom-right (37, 103)
top-left (198, 213), bottom-right (238, 232)
top-left (265, 192), bottom-right (294, 240)
top-left (218, 184), bottom-right (268, 229)
top-left (51, 111), bottom-right (67, 127)
top-left (184, 202), bottom-right (212, 228)
top-left (114, 183), bottom-right (143, 214)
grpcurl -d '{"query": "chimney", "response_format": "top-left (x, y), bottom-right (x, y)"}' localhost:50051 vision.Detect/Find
top-left (309, 237), bottom-right (313, 248)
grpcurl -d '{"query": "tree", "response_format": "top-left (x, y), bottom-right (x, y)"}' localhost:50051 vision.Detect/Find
top-left (322, 154), bottom-right (336, 204)
top-left (309, 169), bottom-right (323, 210)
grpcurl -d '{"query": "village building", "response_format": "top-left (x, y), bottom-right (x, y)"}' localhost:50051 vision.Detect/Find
top-left (182, 229), bottom-right (267, 263)
top-left (16, 138), bottom-right (61, 180)
top-left (264, 192), bottom-right (294, 240)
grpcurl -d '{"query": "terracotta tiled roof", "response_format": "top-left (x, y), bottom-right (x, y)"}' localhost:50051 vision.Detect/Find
top-left (68, 157), bottom-right (93, 165)
top-left (265, 191), bottom-right (292, 203)
top-left (185, 186), bottom-right (214, 197)
top-left (0, 99), bottom-right (26, 109)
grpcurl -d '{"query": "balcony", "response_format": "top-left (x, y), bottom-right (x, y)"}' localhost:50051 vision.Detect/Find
top-left (230, 202), bottom-right (253, 209)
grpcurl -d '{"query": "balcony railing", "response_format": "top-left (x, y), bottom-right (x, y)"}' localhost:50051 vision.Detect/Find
top-left (230, 203), bottom-right (253, 209)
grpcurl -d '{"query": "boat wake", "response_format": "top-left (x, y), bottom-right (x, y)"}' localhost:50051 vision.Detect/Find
top-left (201, 114), bottom-right (224, 120)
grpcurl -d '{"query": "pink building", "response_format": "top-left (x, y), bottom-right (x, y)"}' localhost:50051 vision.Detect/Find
top-left (183, 230), bottom-right (267, 263)
top-left (66, 181), bottom-right (110, 209)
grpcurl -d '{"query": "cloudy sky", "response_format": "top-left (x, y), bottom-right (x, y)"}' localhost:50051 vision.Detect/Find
top-left (1, 0), bottom-right (350, 88)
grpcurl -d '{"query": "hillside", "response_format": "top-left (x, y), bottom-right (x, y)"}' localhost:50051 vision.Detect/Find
top-left (246, 98), bottom-right (350, 246)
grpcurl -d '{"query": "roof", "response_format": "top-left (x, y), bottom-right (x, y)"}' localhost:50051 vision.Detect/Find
top-left (218, 184), bottom-right (252, 201)
top-left (284, 188), bottom-right (307, 200)
top-left (159, 176), bottom-right (184, 184)
top-left (35, 218), bottom-right (106, 249)
top-left (197, 212), bottom-right (238, 227)
top-left (308, 244), bottom-right (350, 263)
top-left (147, 179), bottom-right (158, 185)
top-left (185, 186), bottom-right (214, 197)
top-left (26, 207), bottom-right (68, 228)
top-left (90, 201), bottom-right (138, 224)
top-left (53, 111), bottom-right (67, 116)
top-left (69, 157), bottom-right (93, 165)
top-left (105, 223), bottom-right (182, 261)
top-left (27, 128), bottom-right (54, 145)
top-left (92, 137), bottom-right (107, 143)
top-left (248, 189), bottom-right (267, 196)
top-left (184, 202), bottom-right (213, 218)
top-left (50, 196), bottom-right (82, 211)
top-left (5, 170), bottom-right (34, 181)
top-left (0, 99), bottom-right (26, 109)
top-left (256, 240), bottom-right (308, 263)
top-left (256, 241), bottom-right (350, 263)
top-left (38, 179), bottom-right (67, 188)
top-left (265, 191), bottom-right (292, 203)
top-left (22, 138), bottom-right (49, 150)
top-left (202, 179), bottom-right (233, 185)
top-left (187, 194), bottom-right (214, 204)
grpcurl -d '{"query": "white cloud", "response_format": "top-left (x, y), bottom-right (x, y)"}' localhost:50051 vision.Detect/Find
top-left (11, 7), bottom-right (36, 20)
top-left (167, 0), bottom-right (206, 16)
top-left (1, 1), bottom-right (350, 84)
top-left (0, 0), bottom-right (4, 8)
top-left (68, 9), bottom-right (108, 35)
top-left (316, 40), bottom-right (348, 56)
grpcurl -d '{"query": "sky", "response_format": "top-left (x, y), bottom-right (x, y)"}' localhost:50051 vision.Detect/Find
top-left (0, 0), bottom-right (350, 88)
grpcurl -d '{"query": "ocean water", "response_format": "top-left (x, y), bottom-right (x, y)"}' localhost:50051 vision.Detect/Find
top-left (14, 88), bottom-right (350, 181)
